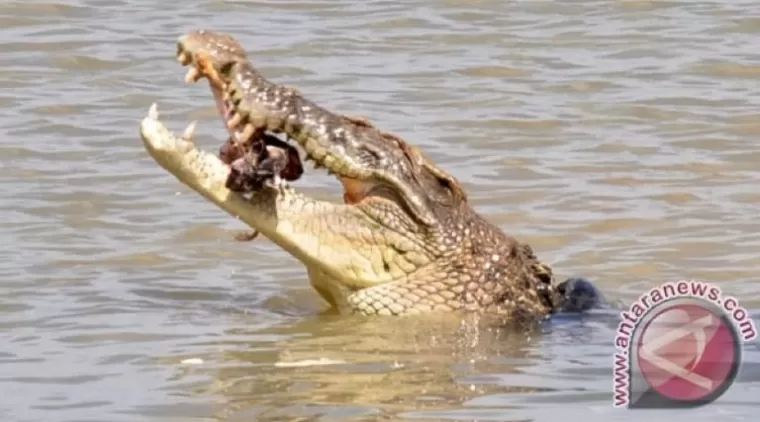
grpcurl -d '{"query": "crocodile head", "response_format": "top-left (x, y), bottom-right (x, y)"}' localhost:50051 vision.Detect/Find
top-left (141, 30), bottom-right (562, 322)
top-left (176, 30), bottom-right (466, 227)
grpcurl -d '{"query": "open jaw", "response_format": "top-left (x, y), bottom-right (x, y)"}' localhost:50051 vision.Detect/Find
top-left (175, 30), bottom-right (388, 208)
top-left (139, 31), bottom-right (448, 315)
top-left (175, 30), bottom-right (456, 228)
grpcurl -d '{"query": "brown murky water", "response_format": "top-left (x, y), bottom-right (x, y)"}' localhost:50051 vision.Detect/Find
top-left (3, 1), bottom-right (760, 421)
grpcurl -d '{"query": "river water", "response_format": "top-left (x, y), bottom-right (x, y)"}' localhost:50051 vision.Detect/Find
top-left (3, 0), bottom-right (760, 421)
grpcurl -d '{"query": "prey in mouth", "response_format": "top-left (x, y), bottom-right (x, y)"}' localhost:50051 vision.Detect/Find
top-left (219, 133), bottom-right (303, 241)
top-left (177, 35), bottom-right (301, 185)
top-left (219, 134), bottom-right (303, 194)
top-left (175, 30), bottom-right (391, 240)
top-left (177, 31), bottom-right (310, 241)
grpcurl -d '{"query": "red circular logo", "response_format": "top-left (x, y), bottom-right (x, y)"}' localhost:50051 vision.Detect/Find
top-left (635, 302), bottom-right (740, 403)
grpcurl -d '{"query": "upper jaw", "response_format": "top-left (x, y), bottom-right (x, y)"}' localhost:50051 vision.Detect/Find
top-left (173, 30), bottom-right (439, 225)
top-left (175, 31), bottom-right (382, 204)
top-left (214, 61), bottom-right (438, 225)
top-left (175, 32), bottom-right (338, 171)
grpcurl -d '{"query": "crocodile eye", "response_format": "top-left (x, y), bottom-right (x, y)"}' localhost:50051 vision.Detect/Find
top-left (358, 145), bottom-right (384, 165)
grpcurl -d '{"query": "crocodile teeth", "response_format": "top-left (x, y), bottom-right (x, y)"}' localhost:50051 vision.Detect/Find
top-left (149, 103), bottom-right (159, 119)
top-left (177, 51), bottom-right (193, 66)
top-left (226, 113), bottom-right (243, 130)
top-left (182, 120), bottom-right (197, 142)
top-left (184, 67), bottom-right (201, 84)
top-left (238, 123), bottom-right (256, 142)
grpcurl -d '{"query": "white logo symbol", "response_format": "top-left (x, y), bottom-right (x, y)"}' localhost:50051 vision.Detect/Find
top-left (639, 310), bottom-right (716, 390)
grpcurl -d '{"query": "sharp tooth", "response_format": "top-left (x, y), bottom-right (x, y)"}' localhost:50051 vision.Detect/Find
top-left (148, 103), bottom-right (159, 119)
top-left (226, 113), bottom-right (244, 129)
top-left (184, 67), bottom-right (201, 83)
top-left (239, 123), bottom-right (256, 141)
top-left (182, 121), bottom-right (197, 142)
top-left (177, 50), bottom-right (191, 66)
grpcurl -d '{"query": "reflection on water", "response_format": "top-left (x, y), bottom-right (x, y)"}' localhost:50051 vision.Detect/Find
top-left (2, 0), bottom-right (760, 420)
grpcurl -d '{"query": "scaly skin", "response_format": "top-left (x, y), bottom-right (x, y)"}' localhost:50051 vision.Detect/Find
top-left (140, 30), bottom-right (600, 324)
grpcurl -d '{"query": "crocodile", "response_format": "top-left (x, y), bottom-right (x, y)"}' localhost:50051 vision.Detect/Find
top-left (138, 30), bottom-right (602, 325)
